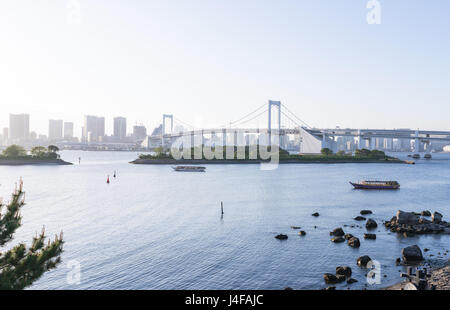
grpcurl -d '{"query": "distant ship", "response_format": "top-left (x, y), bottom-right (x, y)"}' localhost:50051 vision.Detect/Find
top-left (172, 166), bottom-right (206, 172)
top-left (350, 180), bottom-right (400, 190)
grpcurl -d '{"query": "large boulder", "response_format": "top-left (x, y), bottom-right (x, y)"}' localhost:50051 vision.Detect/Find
top-left (421, 210), bottom-right (431, 217)
top-left (275, 234), bottom-right (288, 240)
top-left (344, 233), bottom-right (354, 240)
top-left (357, 255), bottom-right (372, 267)
top-left (347, 237), bottom-right (360, 248)
top-left (366, 219), bottom-right (378, 229)
top-left (364, 233), bottom-right (376, 240)
top-left (401, 245), bottom-right (423, 263)
top-left (432, 212), bottom-right (443, 224)
top-left (360, 210), bottom-right (372, 215)
top-left (323, 273), bottom-right (345, 284)
top-left (396, 210), bottom-right (420, 225)
top-left (330, 227), bottom-right (345, 236)
top-left (336, 266), bottom-right (352, 278)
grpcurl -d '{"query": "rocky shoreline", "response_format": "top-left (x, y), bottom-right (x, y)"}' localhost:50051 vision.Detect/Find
top-left (385, 260), bottom-right (450, 290)
top-left (0, 158), bottom-right (72, 166)
top-left (279, 209), bottom-right (449, 290)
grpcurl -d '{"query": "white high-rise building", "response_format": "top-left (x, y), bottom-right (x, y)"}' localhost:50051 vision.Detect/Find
top-left (64, 122), bottom-right (74, 139)
top-left (9, 114), bottom-right (30, 144)
top-left (113, 117), bottom-right (127, 141)
top-left (49, 120), bottom-right (63, 141)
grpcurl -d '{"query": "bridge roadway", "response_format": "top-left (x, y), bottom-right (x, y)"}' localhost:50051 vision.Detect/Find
top-left (161, 127), bottom-right (450, 142)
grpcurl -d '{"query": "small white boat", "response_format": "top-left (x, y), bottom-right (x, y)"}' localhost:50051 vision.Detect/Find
top-left (172, 166), bottom-right (206, 172)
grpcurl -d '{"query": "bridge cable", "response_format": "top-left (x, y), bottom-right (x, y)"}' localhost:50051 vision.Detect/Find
top-left (281, 104), bottom-right (312, 128)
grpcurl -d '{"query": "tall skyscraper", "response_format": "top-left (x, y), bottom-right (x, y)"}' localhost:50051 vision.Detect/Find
top-left (49, 120), bottom-right (63, 141)
top-left (113, 117), bottom-right (127, 141)
top-left (64, 122), bottom-right (74, 139)
top-left (9, 114), bottom-right (30, 143)
top-left (133, 125), bottom-right (147, 141)
top-left (82, 115), bottom-right (105, 142)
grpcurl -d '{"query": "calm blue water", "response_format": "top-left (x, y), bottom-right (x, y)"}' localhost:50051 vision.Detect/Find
top-left (0, 151), bottom-right (449, 290)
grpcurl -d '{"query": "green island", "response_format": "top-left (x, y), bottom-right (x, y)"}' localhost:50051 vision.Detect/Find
top-left (0, 145), bottom-right (72, 166)
top-left (130, 146), bottom-right (408, 165)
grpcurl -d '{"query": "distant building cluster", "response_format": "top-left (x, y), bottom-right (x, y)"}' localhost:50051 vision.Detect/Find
top-left (0, 113), bottom-right (161, 151)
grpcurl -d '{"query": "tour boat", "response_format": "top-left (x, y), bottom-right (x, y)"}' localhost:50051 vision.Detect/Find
top-left (172, 166), bottom-right (206, 172)
top-left (350, 180), bottom-right (400, 190)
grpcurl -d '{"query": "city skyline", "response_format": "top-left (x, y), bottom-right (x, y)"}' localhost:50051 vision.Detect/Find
top-left (1, 1), bottom-right (450, 134)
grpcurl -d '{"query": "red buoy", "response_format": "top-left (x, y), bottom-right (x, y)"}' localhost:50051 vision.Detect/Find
top-left (107, 176), bottom-right (110, 184)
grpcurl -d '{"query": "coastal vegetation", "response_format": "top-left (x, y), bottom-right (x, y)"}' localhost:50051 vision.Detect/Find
top-left (134, 146), bottom-right (401, 163)
top-left (0, 181), bottom-right (64, 289)
top-left (1, 144), bottom-right (61, 160)
top-left (0, 145), bottom-right (71, 165)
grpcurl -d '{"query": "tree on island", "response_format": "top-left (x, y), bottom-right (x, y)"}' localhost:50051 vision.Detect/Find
top-left (2, 145), bottom-right (27, 158)
top-left (0, 180), bottom-right (64, 289)
top-left (31, 146), bottom-right (47, 157)
top-left (47, 145), bottom-right (59, 153)
top-left (321, 148), bottom-right (333, 156)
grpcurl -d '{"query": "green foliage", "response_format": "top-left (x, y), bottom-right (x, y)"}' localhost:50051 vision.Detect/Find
top-left (47, 145), bottom-right (59, 153)
top-left (0, 181), bottom-right (64, 290)
top-left (1, 145), bottom-right (60, 160)
top-left (31, 146), bottom-right (47, 157)
top-left (321, 148), bottom-right (333, 156)
top-left (355, 148), bottom-right (387, 159)
top-left (2, 145), bottom-right (27, 158)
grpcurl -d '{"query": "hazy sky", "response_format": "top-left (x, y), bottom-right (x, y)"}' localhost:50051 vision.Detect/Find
top-left (1, 0), bottom-right (449, 136)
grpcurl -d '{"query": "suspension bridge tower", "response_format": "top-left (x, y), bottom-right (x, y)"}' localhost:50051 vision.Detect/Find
top-left (268, 100), bottom-right (281, 145)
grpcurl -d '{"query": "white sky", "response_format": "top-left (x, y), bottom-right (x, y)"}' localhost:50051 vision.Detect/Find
top-left (1, 1), bottom-right (449, 137)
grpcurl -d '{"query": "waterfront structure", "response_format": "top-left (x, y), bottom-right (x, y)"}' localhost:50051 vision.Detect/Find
top-left (113, 117), bottom-right (127, 142)
top-left (49, 120), bottom-right (63, 141)
top-left (64, 122), bottom-right (74, 139)
top-left (82, 115), bottom-right (105, 142)
top-left (9, 114), bottom-right (29, 144)
top-left (133, 125), bottom-right (147, 142)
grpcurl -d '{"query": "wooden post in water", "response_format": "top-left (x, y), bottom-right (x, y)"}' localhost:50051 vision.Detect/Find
top-left (221, 202), bottom-right (224, 215)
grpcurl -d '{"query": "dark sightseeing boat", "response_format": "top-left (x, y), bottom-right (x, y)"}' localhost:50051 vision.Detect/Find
top-left (350, 180), bottom-right (400, 190)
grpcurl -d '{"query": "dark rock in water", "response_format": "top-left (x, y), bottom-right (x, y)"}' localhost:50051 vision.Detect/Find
top-left (344, 233), bottom-right (354, 240)
top-left (354, 216), bottom-right (366, 221)
top-left (275, 234), bottom-right (288, 240)
top-left (364, 233), bottom-right (376, 240)
top-left (421, 210), bottom-right (431, 217)
top-left (298, 231), bottom-right (306, 236)
top-left (396, 210), bottom-right (420, 225)
top-left (324, 273), bottom-right (339, 284)
top-left (347, 237), bottom-right (360, 248)
top-left (424, 248), bottom-right (430, 252)
top-left (284, 287), bottom-right (293, 290)
top-left (432, 211), bottom-right (443, 224)
top-left (331, 236), bottom-right (345, 243)
top-left (322, 286), bottom-right (336, 290)
top-left (330, 227), bottom-right (345, 236)
top-left (403, 231), bottom-right (415, 238)
top-left (419, 217), bottom-right (431, 224)
top-left (401, 245), bottom-right (423, 263)
top-left (347, 278), bottom-right (358, 284)
top-left (291, 226), bottom-right (301, 230)
top-left (357, 255), bottom-right (372, 267)
top-left (366, 219), bottom-right (378, 229)
top-left (336, 266), bottom-right (352, 277)
top-left (360, 210), bottom-right (372, 215)
top-left (395, 258), bottom-right (401, 265)
top-left (312, 212), bottom-right (320, 217)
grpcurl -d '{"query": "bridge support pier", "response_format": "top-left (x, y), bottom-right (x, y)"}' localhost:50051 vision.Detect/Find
top-left (413, 129), bottom-right (421, 158)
